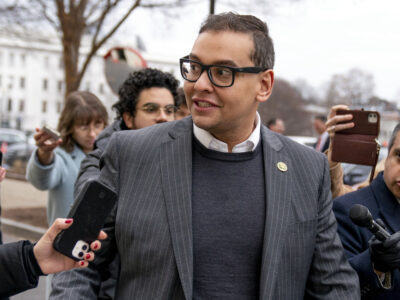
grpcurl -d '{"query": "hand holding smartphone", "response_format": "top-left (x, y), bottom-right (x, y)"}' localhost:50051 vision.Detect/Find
top-left (53, 180), bottom-right (117, 260)
top-left (41, 125), bottom-right (61, 141)
top-left (331, 109), bottom-right (380, 166)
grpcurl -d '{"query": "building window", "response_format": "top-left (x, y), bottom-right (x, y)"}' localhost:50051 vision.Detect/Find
top-left (9, 53), bottom-right (14, 66)
top-left (99, 83), bottom-right (104, 94)
top-left (44, 56), bottom-right (49, 68)
top-left (42, 101), bottom-right (47, 113)
top-left (43, 79), bottom-right (48, 91)
top-left (0, 75), bottom-right (2, 87)
top-left (19, 100), bottom-right (24, 112)
top-left (56, 101), bottom-right (63, 113)
top-left (7, 98), bottom-right (12, 112)
top-left (86, 82), bottom-right (91, 92)
top-left (21, 53), bottom-right (26, 66)
top-left (57, 80), bottom-right (63, 92)
top-left (20, 77), bottom-right (25, 89)
top-left (59, 57), bottom-right (64, 70)
top-left (8, 76), bottom-right (13, 89)
top-left (0, 52), bottom-right (2, 66)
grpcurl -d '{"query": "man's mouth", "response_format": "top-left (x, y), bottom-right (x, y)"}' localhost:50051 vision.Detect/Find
top-left (197, 101), bottom-right (214, 108)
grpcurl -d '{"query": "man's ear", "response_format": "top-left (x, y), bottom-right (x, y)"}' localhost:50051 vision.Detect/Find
top-left (122, 112), bottom-right (135, 129)
top-left (256, 70), bottom-right (274, 103)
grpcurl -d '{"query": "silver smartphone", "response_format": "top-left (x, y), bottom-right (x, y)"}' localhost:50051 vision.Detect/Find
top-left (42, 125), bottom-right (61, 140)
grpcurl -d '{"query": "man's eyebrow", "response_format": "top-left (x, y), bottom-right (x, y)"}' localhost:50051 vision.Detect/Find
top-left (188, 54), bottom-right (238, 67)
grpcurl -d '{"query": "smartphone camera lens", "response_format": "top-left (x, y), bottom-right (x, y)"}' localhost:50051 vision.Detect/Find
top-left (82, 245), bottom-right (88, 251)
top-left (78, 252), bottom-right (84, 258)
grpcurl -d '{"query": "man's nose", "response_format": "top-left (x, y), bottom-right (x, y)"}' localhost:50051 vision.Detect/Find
top-left (156, 109), bottom-right (169, 122)
top-left (194, 70), bottom-right (213, 92)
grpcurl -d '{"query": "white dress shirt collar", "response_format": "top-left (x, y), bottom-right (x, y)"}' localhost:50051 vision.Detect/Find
top-left (193, 112), bottom-right (261, 153)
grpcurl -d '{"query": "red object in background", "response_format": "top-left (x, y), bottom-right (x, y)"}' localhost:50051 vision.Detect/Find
top-left (1, 142), bottom-right (8, 154)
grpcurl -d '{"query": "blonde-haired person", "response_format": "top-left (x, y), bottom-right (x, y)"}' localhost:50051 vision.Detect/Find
top-left (26, 91), bottom-right (108, 298)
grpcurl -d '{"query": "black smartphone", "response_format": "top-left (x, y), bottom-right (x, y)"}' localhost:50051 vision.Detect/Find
top-left (53, 180), bottom-right (117, 261)
top-left (0, 151), bottom-right (2, 166)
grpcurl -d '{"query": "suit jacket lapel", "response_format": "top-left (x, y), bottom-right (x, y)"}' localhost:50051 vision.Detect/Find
top-left (372, 173), bottom-right (400, 233)
top-left (259, 127), bottom-right (292, 298)
top-left (160, 118), bottom-right (193, 300)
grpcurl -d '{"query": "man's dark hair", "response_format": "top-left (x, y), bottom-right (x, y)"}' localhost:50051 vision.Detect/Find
top-left (315, 115), bottom-right (327, 123)
top-left (267, 118), bottom-right (278, 129)
top-left (175, 87), bottom-right (187, 108)
top-left (388, 123), bottom-right (400, 151)
top-left (112, 68), bottom-right (179, 119)
top-left (199, 12), bottom-right (274, 70)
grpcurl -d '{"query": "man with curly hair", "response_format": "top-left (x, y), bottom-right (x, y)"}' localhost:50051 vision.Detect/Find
top-left (50, 68), bottom-right (179, 300)
top-left (74, 67), bottom-right (179, 194)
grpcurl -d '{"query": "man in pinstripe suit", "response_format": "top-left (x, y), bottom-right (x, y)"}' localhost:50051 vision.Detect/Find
top-left (50, 12), bottom-right (359, 299)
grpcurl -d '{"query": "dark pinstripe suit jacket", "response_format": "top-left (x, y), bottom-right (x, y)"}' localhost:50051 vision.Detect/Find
top-left (50, 117), bottom-right (360, 299)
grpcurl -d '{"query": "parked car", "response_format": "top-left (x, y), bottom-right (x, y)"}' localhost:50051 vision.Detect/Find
top-left (3, 132), bottom-right (35, 170)
top-left (288, 136), bottom-right (317, 148)
top-left (0, 128), bottom-right (27, 148)
top-left (342, 146), bottom-right (388, 186)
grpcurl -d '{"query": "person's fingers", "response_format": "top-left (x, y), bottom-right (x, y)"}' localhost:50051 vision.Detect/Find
top-left (376, 218), bottom-right (387, 229)
top-left (36, 134), bottom-right (52, 147)
top-left (98, 230), bottom-right (107, 240)
top-left (327, 122), bottom-right (354, 133)
top-left (77, 260), bottom-right (89, 268)
top-left (84, 251), bottom-right (95, 262)
top-left (90, 240), bottom-right (101, 251)
top-left (45, 218), bottom-right (73, 240)
top-left (328, 104), bottom-right (350, 119)
top-left (325, 113), bottom-right (353, 127)
top-left (383, 231), bottom-right (400, 247)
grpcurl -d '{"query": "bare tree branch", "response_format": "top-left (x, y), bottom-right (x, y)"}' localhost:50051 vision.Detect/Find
top-left (87, 0), bottom-right (120, 43)
top-left (77, 0), bottom-right (141, 87)
top-left (35, 0), bottom-right (59, 30)
top-left (84, 1), bottom-right (105, 20)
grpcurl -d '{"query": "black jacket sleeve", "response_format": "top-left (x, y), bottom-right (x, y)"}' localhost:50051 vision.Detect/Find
top-left (0, 240), bottom-right (44, 298)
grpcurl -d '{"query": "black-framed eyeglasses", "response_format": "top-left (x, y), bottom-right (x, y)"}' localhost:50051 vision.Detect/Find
top-left (179, 56), bottom-right (267, 88)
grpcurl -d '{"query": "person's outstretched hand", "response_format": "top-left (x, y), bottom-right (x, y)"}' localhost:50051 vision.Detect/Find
top-left (33, 218), bottom-right (107, 275)
top-left (34, 127), bottom-right (62, 165)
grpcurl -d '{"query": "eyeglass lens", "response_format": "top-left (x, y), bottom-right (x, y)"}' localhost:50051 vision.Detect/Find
top-left (141, 103), bottom-right (176, 115)
top-left (181, 60), bottom-right (233, 87)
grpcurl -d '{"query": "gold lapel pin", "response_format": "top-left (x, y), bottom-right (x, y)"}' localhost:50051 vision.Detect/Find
top-left (277, 162), bottom-right (288, 172)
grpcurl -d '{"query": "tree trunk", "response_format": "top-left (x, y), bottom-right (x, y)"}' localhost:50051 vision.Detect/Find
top-left (62, 27), bottom-right (82, 97)
top-left (56, 1), bottom-right (87, 99)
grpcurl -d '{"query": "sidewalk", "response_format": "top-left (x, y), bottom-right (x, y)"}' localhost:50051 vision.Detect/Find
top-left (1, 177), bottom-right (48, 240)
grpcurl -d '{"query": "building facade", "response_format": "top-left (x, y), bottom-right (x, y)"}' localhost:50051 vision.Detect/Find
top-left (0, 29), bottom-right (180, 132)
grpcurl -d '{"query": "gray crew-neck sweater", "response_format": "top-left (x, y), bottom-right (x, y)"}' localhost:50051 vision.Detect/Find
top-left (192, 137), bottom-right (266, 300)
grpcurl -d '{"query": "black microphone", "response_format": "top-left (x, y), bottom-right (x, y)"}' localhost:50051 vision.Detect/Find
top-left (349, 204), bottom-right (391, 241)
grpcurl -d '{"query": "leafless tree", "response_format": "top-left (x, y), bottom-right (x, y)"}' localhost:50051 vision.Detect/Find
top-left (324, 68), bottom-right (375, 107)
top-left (258, 78), bottom-right (312, 136)
top-left (0, 0), bottom-right (188, 98)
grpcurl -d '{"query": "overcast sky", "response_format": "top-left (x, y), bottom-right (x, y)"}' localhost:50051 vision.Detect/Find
top-left (116, 0), bottom-right (400, 104)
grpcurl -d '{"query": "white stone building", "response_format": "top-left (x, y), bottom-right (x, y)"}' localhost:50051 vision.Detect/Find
top-left (0, 29), bottom-right (180, 132)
